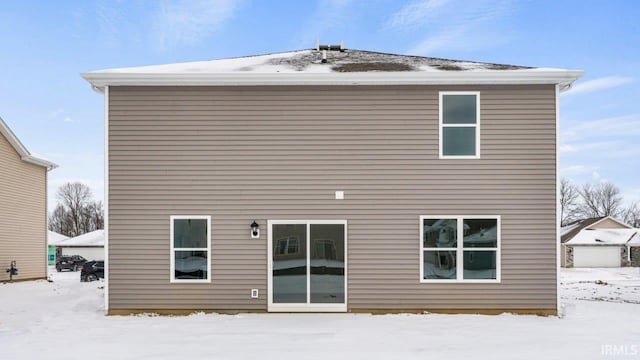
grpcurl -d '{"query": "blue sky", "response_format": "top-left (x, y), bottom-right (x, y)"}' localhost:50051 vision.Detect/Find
top-left (0, 0), bottom-right (638, 210)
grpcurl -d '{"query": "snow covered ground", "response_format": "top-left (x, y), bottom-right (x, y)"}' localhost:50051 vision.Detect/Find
top-left (1, 267), bottom-right (639, 360)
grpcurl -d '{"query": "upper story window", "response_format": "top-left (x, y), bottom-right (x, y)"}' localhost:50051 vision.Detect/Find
top-left (170, 215), bottom-right (211, 283)
top-left (439, 92), bottom-right (480, 159)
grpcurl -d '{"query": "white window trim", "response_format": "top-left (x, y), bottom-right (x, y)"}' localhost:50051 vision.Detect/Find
top-left (267, 219), bottom-right (348, 312)
top-left (419, 215), bottom-right (501, 283)
top-left (170, 215), bottom-right (212, 283)
top-left (439, 91), bottom-right (481, 159)
top-left (276, 237), bottom-right (300, 255)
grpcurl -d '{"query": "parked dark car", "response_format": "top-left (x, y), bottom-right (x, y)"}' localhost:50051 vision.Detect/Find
top-left (80, 261), bottom-right (104, 282)
top-left (55, 255), bottom-right (87, 272)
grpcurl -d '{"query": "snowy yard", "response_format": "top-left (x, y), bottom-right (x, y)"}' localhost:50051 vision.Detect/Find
top-left (1, 268), bottom-right (639, 360)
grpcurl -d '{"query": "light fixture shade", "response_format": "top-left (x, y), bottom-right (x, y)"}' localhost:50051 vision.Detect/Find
top-left (251, 221), bottom-right (260, 238)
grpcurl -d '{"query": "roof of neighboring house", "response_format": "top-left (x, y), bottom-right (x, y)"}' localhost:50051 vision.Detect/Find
top-left (0, 116), bottom-right (58, 170)
top-left (561, 217), bottom-right (604, 243)
top-left (565, 228), bottom-right (638, 246)
top-left (47, 231), bottom-right (69, 246)
top-left (82, 48), bottom-right (583, 92)
top-left (57, 230), bottom-right (104, 247)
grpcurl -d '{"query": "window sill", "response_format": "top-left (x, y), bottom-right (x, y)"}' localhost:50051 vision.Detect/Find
top-left (170, 279), bottom-right (212, 284)
top-left (420, 279), bottom-right (500, 284)
top-left (439, 155), bottom-right (480, 160)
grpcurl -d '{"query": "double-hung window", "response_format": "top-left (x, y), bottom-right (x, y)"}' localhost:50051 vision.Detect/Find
top-left (439, 92), bottom-right (480, 158)
top-left (170, 215), bottom-right (211, 283)
top-left (420, 216), bottom-right (500, 282)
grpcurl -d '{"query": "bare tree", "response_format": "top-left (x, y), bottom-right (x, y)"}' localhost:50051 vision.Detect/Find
top-left (48, 204), bottom-right (72, 236)
top-left (49, 182), bottom-right (104, 237)
top-left (560, 178), bottom-right (579, 226)
top-left (577, 181), bottom-right (623, 218)
top-left (621, 202), bottom-right (640, 227)
top-left (86, 200), bottom-right (104, 230)
top-left (55, 182), bottom-right (92, 237)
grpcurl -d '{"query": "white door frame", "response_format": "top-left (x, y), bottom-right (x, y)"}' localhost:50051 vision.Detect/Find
top-left (267, 220), bottom-right (347, 312)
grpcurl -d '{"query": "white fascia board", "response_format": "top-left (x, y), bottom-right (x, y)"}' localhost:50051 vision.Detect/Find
top-left (0, 116), bottom-right (58, 170)
top-left (82, 70), bottom-right (584, 92)
top-left (23, 155), bottom-right (58, 170)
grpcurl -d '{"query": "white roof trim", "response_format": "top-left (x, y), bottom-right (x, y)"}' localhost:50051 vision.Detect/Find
top-left (82, 70), bottom-right (584, 93)
top-left (0, 116), bottom-right (57, 170)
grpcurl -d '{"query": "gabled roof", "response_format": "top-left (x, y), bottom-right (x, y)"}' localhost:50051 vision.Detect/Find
top-left (0, 116), bottom-right (57, 170)
top-left (561, 217), bottom-right (604, 243)
top-left (82, 48), bottom-right (583, 92)
top-left (565, 228), bottom-right (638, 246)
top-left (561, 216), bottom-right (634, 243)
top-left (586, 216), bottom-right (634, 229)
top-left (57, 230), bottom-right (104, 247)
top-left (47, 231), bottom-right (69, 246)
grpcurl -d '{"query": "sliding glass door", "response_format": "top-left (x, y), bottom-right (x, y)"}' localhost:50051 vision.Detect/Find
top-left (268, 220), bottom-right (347, 312)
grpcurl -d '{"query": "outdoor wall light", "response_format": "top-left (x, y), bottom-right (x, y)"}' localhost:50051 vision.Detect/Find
top-left (250, 221), bottom-right (260, 239)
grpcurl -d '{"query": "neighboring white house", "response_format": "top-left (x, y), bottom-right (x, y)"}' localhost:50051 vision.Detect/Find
top-left (562, 216), bottom-right (639, 268)
top-left (57, 230), bottom-right (104, 261)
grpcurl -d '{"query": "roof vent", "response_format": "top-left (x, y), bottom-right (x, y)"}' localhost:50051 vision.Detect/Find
top-left (595, 238), bottom-right (604, 242)
top-left (316, 40), bottom-right (345, 52)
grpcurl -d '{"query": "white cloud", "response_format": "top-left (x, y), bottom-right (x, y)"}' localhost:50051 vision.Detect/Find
top-left (560, 140), bottom-right (624, 154)
top-left (559, 144), bottom-right (577, 153)
top-left (96, 0), bottom-right (126, 47)
top-left (388, 0), bottom-right (515, 55)
top-left (49, 108), bottom-right (77, 123)
top-left (295, 0), bottom-right (355, 48)
top-left (386, 0), bottom-right (451, 30)
top-left (566, 114), bottom-right (640, 139)
top-left (560, 165), bottom-right (599, 174)
top-left (623, 188), bottom-right (640, 205)
top-left (564, 76), bottom-right (634, 96)
top-left (153, 0), bottom-right (240, 51)
top-left (50, 108), bottom-right (64, 118)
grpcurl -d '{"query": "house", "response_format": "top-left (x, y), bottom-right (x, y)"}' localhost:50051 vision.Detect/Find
top-left (82, 47), bottom-right (583, 315)
top-left (0, 117), bottom-right (57, 282)
top-left (56, 229), bottom-right (105, 261)
top-left (47, 230), bottom-right (69, 265)
top-left (561, 216), bottom-right (639, 268)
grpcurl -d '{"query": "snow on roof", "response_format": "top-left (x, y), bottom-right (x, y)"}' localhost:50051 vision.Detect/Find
top-left (0, 116), bottom-right (57, 170)
top-left (57, 230), bottom-right (104, 247)
top-left (561, 217), bottom-right (605, 243)
top-left (92, 49), bottom-right (537, 74)
top-left (463, 226), bottom-right (498, 245)
top-left (82, 48), bottom-right (583, 91)
top-left (628, 232), bottom-right (640, 246)
top-left (565, 228), bottom-right (638, 246)
top-left (561, 222), bottom-right (582, 236)
top-left (47, 231), bottom-right (69, 246)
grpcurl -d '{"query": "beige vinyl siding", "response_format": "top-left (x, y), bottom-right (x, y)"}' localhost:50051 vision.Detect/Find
top-left (108, 85), bottom-right (557, 311)
top-left (590, 218), bottom-right (628, 229)
top-left (0, 132), bottom-right (47, 281)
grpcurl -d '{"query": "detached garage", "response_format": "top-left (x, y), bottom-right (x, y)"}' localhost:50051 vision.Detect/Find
top-left (565, 226), bottom-right (637, 268)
